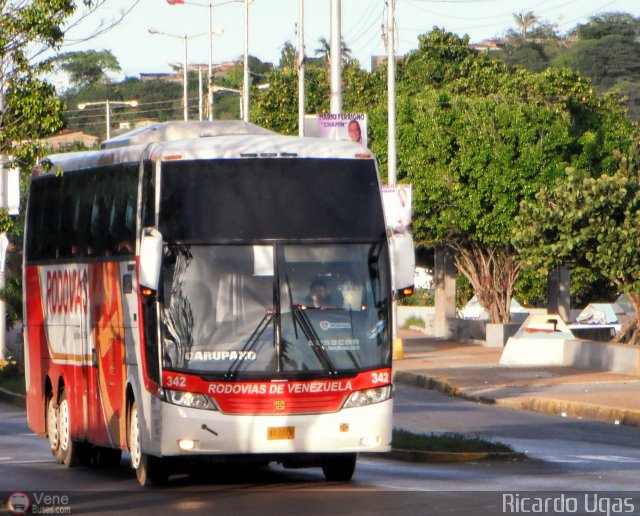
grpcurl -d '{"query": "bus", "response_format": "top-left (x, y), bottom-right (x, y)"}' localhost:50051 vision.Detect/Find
top-left (23, 121), bottom-right (414, 486)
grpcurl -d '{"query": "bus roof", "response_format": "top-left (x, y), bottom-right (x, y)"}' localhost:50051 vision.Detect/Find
top-left (44, 121), bottom-right (374, 173)
top-left (100, 120), bottom-right (274, 150)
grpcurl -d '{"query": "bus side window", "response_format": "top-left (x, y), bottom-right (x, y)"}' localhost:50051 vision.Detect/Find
top-left (42, 177), bottom-right (63, 260)
top-left (109, 167), bottom-right (136, 256)
top-left (26, 181), bottom-right (47, 261)
top-left (71, 173), bottom-right (92, 257)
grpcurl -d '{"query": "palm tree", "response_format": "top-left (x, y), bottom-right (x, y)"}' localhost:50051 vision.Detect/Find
top-left (314, 37), bottom-right (352, 69)
top-left (513, 11), bottom-right (539, 39)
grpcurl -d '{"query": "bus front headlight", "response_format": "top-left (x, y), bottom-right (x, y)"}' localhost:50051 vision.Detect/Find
top-left (343, 385), bottom-right (392, 408)
top-left (165, 389), bottom-right (217, 410)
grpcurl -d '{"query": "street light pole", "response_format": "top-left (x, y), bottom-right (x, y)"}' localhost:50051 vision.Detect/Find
top-left (329, 0), bottom-right (342, 114)
top-left (298, 0), bottom-right (305, 136)
top-left (183, 34), bottom-right (188, 121)
top-left (77, 100), bottom-right (138, 140)
top-left (243, 0), bottom-right (250, 122)
top-left (149, 28), bottom-right (208, 121)
top-left (166, 0), bottom-right (252, 121)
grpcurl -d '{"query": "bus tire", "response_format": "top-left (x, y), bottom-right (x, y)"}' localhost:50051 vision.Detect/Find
top-left (46, 394), bottom-right (62, 462)
top-left (321, 453), bottom-right (357, 481)
top-left (58, 389), bottom-right (90, 467)
top-left (129, 400), bottom-right (167, 486)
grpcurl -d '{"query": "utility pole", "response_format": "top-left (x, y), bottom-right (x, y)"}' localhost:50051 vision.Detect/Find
top-left (208, 3), bottom-right (214, 121)
top-left (298, 0), bottom-right (305, 136)
top-left (183, 34), bottom-right (189, 121)
top-left (386, 0), bottom-right (397, 185)
top-left (0, 61), bottom-right (7, 360)
top-left (330, 0), bottom-right (342, 114)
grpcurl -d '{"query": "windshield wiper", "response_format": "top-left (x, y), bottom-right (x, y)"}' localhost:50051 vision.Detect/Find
top-left (284, 275), bottom-right (338, 376)
top-left (225, 309), bottom-right (275, 380)
top-left (290, 303), bottom-right (338, 377)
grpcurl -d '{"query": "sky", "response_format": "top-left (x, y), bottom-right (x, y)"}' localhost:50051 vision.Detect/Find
top-left (57, 0), bottom-right (640, 82)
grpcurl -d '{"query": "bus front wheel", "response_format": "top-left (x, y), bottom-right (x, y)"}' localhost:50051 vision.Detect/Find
top-left (321, 453), bottom-right (357, 481)
top-left (129, 401), bottom-right (167, 486)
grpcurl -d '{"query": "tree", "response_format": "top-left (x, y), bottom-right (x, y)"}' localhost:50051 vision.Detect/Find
top-left (0, 1), bottom-right (121, 171)
top-left (512, 11), bottom-right (539, 39)
top-left (314, 37), bottom-right (352, 69)
top-left (278, 41), bottom-right (297, 71)
top-left (573, 12), bottom-right (640, 41)
top-left (370, 29), bottom-right (633, 324)
top-left (516, 135), bottom-right (640, 344)
top-left (52, 49), bottom-right (121, 88)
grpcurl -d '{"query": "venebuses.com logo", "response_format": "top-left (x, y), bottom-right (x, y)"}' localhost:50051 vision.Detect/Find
top-left (7, 492), bottom-right (71, 514)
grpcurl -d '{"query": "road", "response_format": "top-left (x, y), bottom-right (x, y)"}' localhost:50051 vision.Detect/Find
top-left (2, 386), bottom-right (640, 515)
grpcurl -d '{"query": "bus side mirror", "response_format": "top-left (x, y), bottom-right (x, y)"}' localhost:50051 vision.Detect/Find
top-left (389, 232), bottom-right (415, 299)
top-left (139, 227), bottom-right (163, 291)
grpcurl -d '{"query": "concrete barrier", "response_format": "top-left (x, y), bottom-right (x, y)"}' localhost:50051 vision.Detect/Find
top-left (500, 314), bottom-right (640, 376)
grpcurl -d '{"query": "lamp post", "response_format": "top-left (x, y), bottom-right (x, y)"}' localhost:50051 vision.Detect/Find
top-left (78, 100), bottom-right (138, 140)
top-left (148, 28), bottom-right (206, 121)
top-left (242, 0), bottom-right (250, 122)
top-left (167, 0), bottom-right (253, 121)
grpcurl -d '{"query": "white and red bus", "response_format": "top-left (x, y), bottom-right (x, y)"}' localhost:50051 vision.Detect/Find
top-left (23, 121), bottom-right (413, 485)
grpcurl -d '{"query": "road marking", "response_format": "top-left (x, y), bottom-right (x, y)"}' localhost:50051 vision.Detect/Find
top-left (546, 455), bottom-right (640, 464)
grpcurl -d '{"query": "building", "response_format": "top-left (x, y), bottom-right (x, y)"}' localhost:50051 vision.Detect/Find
top-left (44, 129), bottom-right (99, 150)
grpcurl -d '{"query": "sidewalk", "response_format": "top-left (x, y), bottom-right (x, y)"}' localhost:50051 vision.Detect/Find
top-left (394, 329), bottom-right (640, 427)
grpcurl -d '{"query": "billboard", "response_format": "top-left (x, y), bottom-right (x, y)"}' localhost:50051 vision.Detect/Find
top-left (304, 113), bottom-right (368, 147)
top-left (381, 184), bottom-right (412, 235)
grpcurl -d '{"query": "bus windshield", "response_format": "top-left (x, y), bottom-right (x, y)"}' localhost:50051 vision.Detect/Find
top-left (160, 243), bottom-right (391, 377)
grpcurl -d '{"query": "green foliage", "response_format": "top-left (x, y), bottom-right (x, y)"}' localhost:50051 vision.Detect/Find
top-left (64, 77), bottom-right (183, 136)
top-left (0, 1), bottom-right (93, 168)
top-left (52, 49), bottom-right (121, 88)
top-left (551, 35), bottom-right (640, 90)
top-left (400, 315), bottom-right (425, 329)
top-left (516, 142), bottom-right (640, 293)
top-left (392, 428), bottom-right (512, 453)
top-left (573, 12), bottom-right (640, 40)
top-left (495, 12), bottom-right (640, 121)
top-left (278, 41), bottom-right (297, 70)
top-left (499, 42), bottom-right (549, 73)
top-left (398, 289), bottom-right (434, 307)
top-left (0, 209), bottom-right (12, 235)
top-left (0, 357), bottom-right (25, 394)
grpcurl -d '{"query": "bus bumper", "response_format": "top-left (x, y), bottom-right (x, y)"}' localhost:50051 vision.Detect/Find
top-left (158, 399), bottom-right (392, 457)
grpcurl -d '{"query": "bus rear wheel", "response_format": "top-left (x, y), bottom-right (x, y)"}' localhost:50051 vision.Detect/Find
top-left (129, 401), bottom-right (167, 486)
top-left (321, 453), bottom-right (357, 481)
top-left (46, 395), bottom-right (61, 461)
top-left (58, 389), bottom-right (91, 467)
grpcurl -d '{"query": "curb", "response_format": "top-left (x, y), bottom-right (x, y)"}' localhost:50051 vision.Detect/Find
top-left (498, 397), bottom-right (640, 427)
top-left (393, 370), bottom-right (496, 404)
top-left (387, 449), bottom-right (522, 463)
top-left (393, 370), bottom-right (640, 428)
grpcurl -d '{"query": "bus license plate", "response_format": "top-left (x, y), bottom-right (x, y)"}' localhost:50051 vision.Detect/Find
top-left (267, 426), bottom-right (295, 440)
